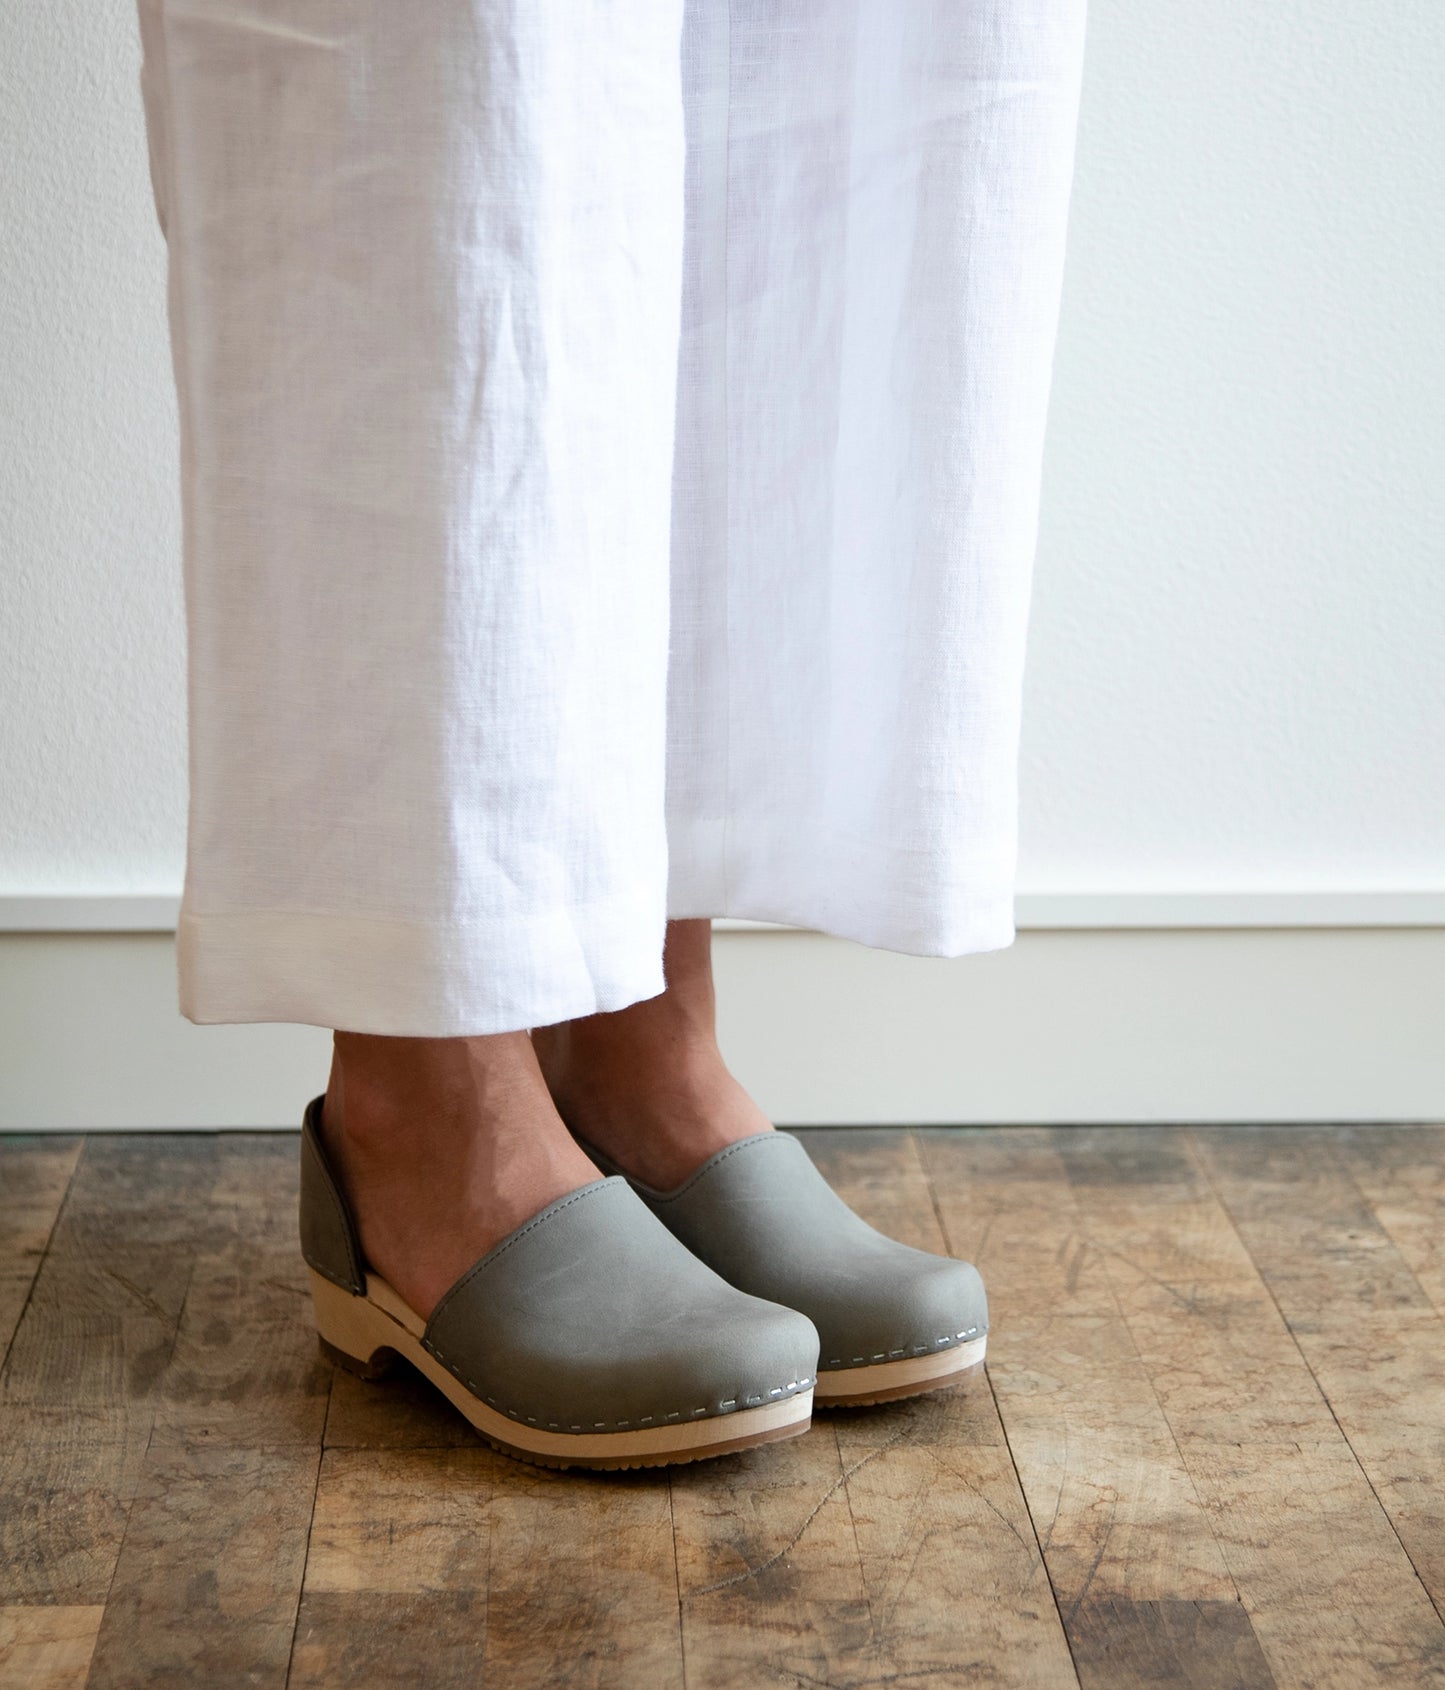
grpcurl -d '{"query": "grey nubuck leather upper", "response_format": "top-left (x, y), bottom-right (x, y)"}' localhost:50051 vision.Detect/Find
top-left (573, 1130), bottom-right (988, 1375)
top-left (298, 1099), bottom-right (820, 1435)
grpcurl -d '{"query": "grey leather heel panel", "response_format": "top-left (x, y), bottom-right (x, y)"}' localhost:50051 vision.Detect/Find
top-left (299, 1094), bottom-right (366, 1295)
top-left (422, 1178), bottom-right (819, 1434)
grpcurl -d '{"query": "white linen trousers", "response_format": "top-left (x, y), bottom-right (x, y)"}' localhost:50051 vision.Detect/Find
top-left (134, 0), bottom-right (1087, 1037)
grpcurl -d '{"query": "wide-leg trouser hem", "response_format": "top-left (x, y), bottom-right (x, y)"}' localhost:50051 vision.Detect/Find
top-left (665, 815), bottom-right (1018, 959)
top-left (176, 888), bottom-right (668, 1037)
top-left (177, 809), bottom-right (1017, 1036)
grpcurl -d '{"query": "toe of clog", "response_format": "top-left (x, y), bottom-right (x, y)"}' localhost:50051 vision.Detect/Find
top-left (818, 1249), bottom-right (987, 1369)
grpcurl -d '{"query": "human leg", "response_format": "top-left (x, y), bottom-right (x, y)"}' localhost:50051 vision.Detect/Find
top-left (319, 1031), bottom-right (597, 1319)
top-left (134, 0), bottom-right (820, 1468)
top-left (531, 917), bottom-right (772, 1192)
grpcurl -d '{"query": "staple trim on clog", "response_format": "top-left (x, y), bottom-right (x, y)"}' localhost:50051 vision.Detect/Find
top-left (825, 1324), bottom-right (985, 1369)
top-left (421, 1339), bottom-right (815, 1433)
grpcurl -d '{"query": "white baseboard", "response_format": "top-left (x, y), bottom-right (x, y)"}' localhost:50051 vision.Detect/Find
top-left (1, 895), bottom-right (1441, 1129)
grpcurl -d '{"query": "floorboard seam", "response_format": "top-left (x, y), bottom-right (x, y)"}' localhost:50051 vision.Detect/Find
top-left (0, 1137), bottom-right (84, 1381)
top-left (983, 1364), bottom-right (1084, 1688)
top-left (667, 1471), bottom-right (688, 1690)
top-left (281, 1410), bottom-right (329, 1687)
top-left (917, 1130), bottom-right (1085, 1690)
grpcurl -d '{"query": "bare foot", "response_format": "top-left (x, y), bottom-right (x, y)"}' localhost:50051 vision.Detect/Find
top-left (531, 918), bottom-right (774, 1191)
top-left (319, 1030), bottom-right (600, 1319)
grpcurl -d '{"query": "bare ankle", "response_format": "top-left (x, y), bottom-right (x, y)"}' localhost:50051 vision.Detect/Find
top-left (318, 1028), bottom-right (599, 1316)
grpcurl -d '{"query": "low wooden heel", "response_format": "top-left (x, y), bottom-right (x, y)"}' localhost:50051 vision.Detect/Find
top-left (309, 1267), bottom-right (405, 1382)
top-left (318, 1334), bottom-right (398, 1381)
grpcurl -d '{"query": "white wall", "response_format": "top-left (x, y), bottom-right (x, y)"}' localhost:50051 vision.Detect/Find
top-left (2, 5), bottom-right (187, 895)
top-left (3, 4), bottom-right (1443, 1127)
top-left (1022, 4), bottom-right (1445, 893)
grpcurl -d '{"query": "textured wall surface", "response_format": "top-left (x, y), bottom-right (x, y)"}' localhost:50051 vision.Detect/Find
top-left (2, 5), bottom-right (186, 892)
top-left (3, 2), bottom-right (1443, 900)
top-left (1021, 4), bottom-right (1445, 892)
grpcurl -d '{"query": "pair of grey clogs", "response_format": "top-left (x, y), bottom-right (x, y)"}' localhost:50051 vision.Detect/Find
top-left (299, 1097), bottom-right (987, 1470)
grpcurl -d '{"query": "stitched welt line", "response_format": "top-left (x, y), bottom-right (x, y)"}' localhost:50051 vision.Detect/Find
top-left (419, 1340), bottom-right (817, 1433)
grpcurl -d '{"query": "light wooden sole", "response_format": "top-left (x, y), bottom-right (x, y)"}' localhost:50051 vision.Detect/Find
top-left (813, 1336), bottom-right (987, 1407)
top-left (308, 1268), bottom-right (813, 1470)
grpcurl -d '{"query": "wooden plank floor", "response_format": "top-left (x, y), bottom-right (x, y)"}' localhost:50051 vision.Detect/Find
top-left (2, 1124), bottom-right (1443, 1689)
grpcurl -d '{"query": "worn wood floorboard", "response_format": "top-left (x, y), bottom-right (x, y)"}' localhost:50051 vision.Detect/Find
top-left (0, 1604), bottom-right (105, 1690)
top-left (0, 1136), bottom-right (216, 1619)
top-left (289, 1446), bottom-right (499, 1688)
top-left (0, 1124), bottom-right (1442, 1689)
top-left (1194, 1126), bottom-right (1445, 1629)
top-left (1339, 1126), bottom-right (1445, 1316)
top-left (918, 1130), bottom-right (1243, 1619)
top-left (82, 1137), bottom-right (327, 1690)
top-left (0, 1138), bottom-right (81, 1371)
top-left (919, 1124), bottom-right (1445, 1690)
